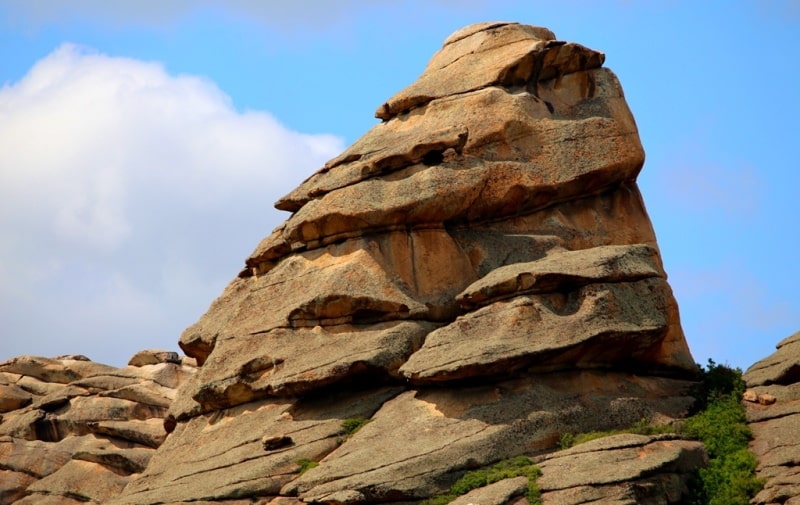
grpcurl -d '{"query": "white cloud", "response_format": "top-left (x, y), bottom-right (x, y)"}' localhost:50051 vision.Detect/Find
top-left (0, 44), bottom-right (344, 366)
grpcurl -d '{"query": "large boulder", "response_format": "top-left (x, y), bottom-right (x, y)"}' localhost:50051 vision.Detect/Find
top-left (108, 22), bottom-right (704, 504)
top-left (1, 22), bottom-right (705, 504)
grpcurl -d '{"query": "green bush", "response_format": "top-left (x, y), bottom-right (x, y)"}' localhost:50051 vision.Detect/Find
top-left (556, 360), bottom-right (762, 505)
top-left (683, 360), bottom-right (764, 505)
top-left (683, 397), bottom-right (751, 459)
top-left (557, 432), bottom-right (575, 450)
top-left (696, 358), bottom-right (747, 409)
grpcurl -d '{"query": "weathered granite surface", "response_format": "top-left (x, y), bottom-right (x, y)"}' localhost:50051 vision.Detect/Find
top-left (0, 22), bottom-right (713, 505)
top-left (0, 351), bottom-right (196, 504)
top-left (744, 331), bottom-right (800, 505)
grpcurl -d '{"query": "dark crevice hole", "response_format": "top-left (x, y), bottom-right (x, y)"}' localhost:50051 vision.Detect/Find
top-left (422, 149), bottom-right (445, 166)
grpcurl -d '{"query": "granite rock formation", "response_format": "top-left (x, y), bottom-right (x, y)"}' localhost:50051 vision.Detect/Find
top-left (1, 22), bottom-right (711, 505)
top-left (0, 351), bottom-right (196, 504)
top-left (113, 22), bottom-right (700, 505)
top-left (744, 331), bottom-right (800, 505)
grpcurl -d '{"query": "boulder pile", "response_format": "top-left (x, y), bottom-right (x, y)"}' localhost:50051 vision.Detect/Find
top-left (0, 351), bottom-right (196, 504)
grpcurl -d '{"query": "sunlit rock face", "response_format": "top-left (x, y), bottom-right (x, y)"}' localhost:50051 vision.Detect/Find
top-left (0, 351), bottom-right (196, 504)
top-left (743, 330), bottom-right (800, 505)
top-left (107, 22), bottom-right (701, 505)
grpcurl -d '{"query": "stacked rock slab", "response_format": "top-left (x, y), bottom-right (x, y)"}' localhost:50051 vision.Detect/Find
top-left (0, 351), bottom-right (196, 504)
top-left (111, 22), bottom-right (701, 504)
top-left (743, 330), bottom-right (800, 505)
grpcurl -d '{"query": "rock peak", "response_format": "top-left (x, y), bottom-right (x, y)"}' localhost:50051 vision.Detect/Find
top-left (376, 22), bottom-right (596, 121)
top-left (133, 21), bottom-right (702, 504)
top-left (2, 22), bottom-right (710, 505)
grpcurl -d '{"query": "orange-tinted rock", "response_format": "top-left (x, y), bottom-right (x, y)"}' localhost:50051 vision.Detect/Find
top-left (13, 21), bottom-right (708, 505)
top-left (131, 22), bottom-right (704, 505)
top-left (0, 352), bottom-right (194, 503)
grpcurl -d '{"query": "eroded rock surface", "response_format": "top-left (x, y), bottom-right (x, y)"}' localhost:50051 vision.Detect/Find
top-left (108, 22), bottom-right (705, 505)
top-left (744, 331), bottom-right (800, 505)
top-left (0, 351), bottom-right (195, 504)
top-left (537, 434), bottom-right (707, 505)
top-left (6, 22), bottom-right (708, 505)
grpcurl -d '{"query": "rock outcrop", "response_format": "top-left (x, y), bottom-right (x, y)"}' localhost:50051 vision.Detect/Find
top-left (744, 331), bottom-right (800, 505)
top-left (1, 22), bottom-right (710, 505)
top-left (0, 351), bottom-right (196, 504)
top-left (537, 434), bottom-right (706, 504)
top-left (110, 22), bottom-right (700, 505)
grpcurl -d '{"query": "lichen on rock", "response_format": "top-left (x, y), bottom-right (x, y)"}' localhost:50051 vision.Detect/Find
top-left (1, 22), bottom-right (718, 505)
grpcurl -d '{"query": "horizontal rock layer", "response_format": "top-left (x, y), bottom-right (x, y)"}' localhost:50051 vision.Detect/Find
top-left (111, 372), bottom-right (697, 505)
top-left (744, 331), bottom-right (800, 505)
top-left (4, 21), bottom-right (712, 504)
top-left (0, 351), bottom-right (195, 504)
top-left (132, 21), bottom-right (703, 504)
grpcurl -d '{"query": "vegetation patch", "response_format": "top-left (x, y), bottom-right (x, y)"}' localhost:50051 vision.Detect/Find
top-left (683, 360), bottom-right (764, 505)
top-left (421, 456), bottom-right (542, 505)
top-left (557, 417), bottom-right (676, 450)
top-left (557, 359), bottom-right (763, 505)
top-left (296, 458), bottom-right (319, 475)
top-left (340, 417), bottom-right (372, 436)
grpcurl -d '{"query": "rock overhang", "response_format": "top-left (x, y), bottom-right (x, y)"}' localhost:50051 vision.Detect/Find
top-left (112, 21), bottom-right (703, 505)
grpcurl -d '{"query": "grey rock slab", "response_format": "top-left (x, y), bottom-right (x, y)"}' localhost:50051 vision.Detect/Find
top-left (0, 408), bottom-right (44, 440)
top-left (87, 418), bottom-right (166, 448)
top-left (281, 123), bottom-right (641, 252)
top-left (457, 244), bottom-right (662, 309)
top-left (0, 356), bottom-right (82, 384)
top-left (750, 412), bottom-right (800, 469)
top-left (275, 124), bottom-right (469, 212)
top-left (30, 384), bottom-right (90, 411)
top-left (189, 320), bottom-right (435, 411)
top-left (113, 362), bottom-right (195, 389)
top-left (128, 349), bottom-right (181, 366)
top-left (26, 459), bottom-right (129, 502)
top-left (376, 23), bottom-right (603, 120)
top-left (401, 278), bottom-right (670, 382)
top-left (98, 380), bottom-right (176, 408)
top-left (0, 468), bottom-right (36, 504)
top-left (12, 495), bottom-right (88, 505)
top-left (746, 393), bottom-right (800, 423)
top-left (15, 375), bottom-right (67, 396)
top-left (449, 476), bottom-right (529, 505)
top-left (537, 435), bottom-right (706, 491)
top-left (110, 388), bottom-right (400, 505)
top-left (0, 383), bottom-right (33, 412)
top-left (286, 375), bottom-right (695, 503)
top-left (744, 330), bottom-right (800, 387)
top-left (182, 237), bottom-right (435, 368)
top-left (0, 435), bottom-right (72, 477)
top-left (73, 446), bottom-right (153, 474)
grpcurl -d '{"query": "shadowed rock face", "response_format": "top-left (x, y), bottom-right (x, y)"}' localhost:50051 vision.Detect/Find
top-left (2, 22), bottom-right (707, 505)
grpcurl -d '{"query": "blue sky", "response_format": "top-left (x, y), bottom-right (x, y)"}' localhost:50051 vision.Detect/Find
top-left (1, 0), bottom-right (798, 370)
